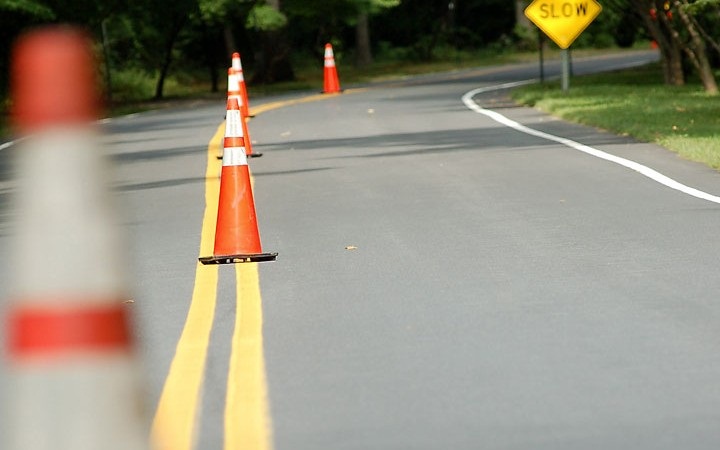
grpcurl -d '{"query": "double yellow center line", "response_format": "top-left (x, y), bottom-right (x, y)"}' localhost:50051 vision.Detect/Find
top-left (151, 121), bottom-right (273, 450)
top-left (149, 92), bottom-right (361, 450)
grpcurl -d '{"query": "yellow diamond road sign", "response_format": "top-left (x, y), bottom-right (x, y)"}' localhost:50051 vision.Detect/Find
top-left (524, 0), bottom-right (602, 49)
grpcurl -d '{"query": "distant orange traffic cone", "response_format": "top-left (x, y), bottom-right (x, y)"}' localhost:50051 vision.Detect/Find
top-left (223, 68), bottom-right (261, 158)
top-left (231, 52), bottom-right (253, 118)
top-left (199, 98), bottom-right (277, 265)
top-left (5, 26), bottom-right (148, 450)
top-left (323, 43), bottom-right (341, 94)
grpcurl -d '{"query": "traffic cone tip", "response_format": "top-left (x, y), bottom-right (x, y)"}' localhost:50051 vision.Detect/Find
top-left (11, 26), bottom-right (101, 133)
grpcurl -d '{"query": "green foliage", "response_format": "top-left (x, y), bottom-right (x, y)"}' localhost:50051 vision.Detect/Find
top-left (284, 0), bottom-right (397, 20)
top-left (512, 24), bottom-right (538, 52)
top-left (246, 4), bottom-right (288, 31)
top-left (370, 0), bottom-right (399, 7)
top-left (570, 3), bottom-right (632, 48)
top-left (369, 0), bottom-right (516, 61)
top-left (364, 0), bottom-right (400, 14)
top-left (102, 15), bottom-right (145, 69)
top-left (107, 67), bottom-right (213, 103)
top-left (0, 0), bottom-right (54, 18)
top-left (197, 0), bottom-right (242, 22)
top-left (684, 0), bottom-right (720, 14)
top-left (110, 68), bottom-right (155, 102)
top-left (682, 0), bottom-right (720, 65)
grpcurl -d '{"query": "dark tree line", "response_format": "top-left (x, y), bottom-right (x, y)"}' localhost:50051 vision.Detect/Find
top-left (0, 0), bottom-right (511, 100)
top-left (3, 0), bottom-right (720, 102)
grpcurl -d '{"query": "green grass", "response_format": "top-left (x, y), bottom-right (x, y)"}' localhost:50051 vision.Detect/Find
top-left (512, 63), bottom-right (720, 169)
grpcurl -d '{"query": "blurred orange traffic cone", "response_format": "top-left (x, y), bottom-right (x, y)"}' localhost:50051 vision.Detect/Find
top-left (323, 43), bottom-right (341, 94)
top-left (231, 52), bottom-right (253, 118)
top-left (199, 98), bottom-right (277, 265)
top-left (5, 26), bottom-right (148, 450)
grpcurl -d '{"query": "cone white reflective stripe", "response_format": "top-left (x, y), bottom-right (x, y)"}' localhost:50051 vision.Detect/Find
top-left (227, 70), bottom-right (245, 109)
top-left (231, 54), bottom-right (245, 81)
top-left (225, 107), bottom-right (243, 141)
top-left (223, 146), bottom-right (249, 167)
top-left (324, 45), bottom-right (336, 67)
top-left (223, 99), bottom-right (249, 167)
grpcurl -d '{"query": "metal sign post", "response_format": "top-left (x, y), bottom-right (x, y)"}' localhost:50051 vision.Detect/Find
top-left (561, 48), bottom-right (570, 92)
top-left (524, 0), bottom-right (602, 92)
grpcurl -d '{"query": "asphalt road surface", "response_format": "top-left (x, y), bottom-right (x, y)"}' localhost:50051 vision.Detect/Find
top-left (3, 49), bottom-right (720, 450)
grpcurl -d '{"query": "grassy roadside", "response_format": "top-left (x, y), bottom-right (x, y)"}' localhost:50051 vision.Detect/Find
top-left (512, 63), bottom-right (720, 170)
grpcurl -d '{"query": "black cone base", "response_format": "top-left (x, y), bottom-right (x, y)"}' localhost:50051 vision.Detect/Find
top-left (199, 252), bottom-right (277, 265)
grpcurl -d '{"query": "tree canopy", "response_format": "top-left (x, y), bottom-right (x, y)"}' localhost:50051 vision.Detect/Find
top-left (2, 0), bottom-right (720, 101)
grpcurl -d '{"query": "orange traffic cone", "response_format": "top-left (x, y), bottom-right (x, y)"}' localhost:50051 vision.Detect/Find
top-left (226, 68), bottom-right (261, 158)
top-left (5, 26), bottom-right (148, 450)
top-left (323, 43), bottom-right (341, 94)
top-left (231, 52), bottom-right (253, 118)
top-left (199, 98), bottom-right (277, 265)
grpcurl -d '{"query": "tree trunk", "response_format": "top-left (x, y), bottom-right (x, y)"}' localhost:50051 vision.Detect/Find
top-left (250, 0), bottom-right (295, 84)
top-left (154, 18), bottom-right (186, 100)
top-left (223, 25), bottom-right (237, 58)
top-left (690, 14), bottom-right (720, 58)
top-left (665, 45), bottom-right (685, 86)
top-left (635, 2), bottom-right (685, 86)
top-left (355, 11), bottom-right (372, 67)
top-left (660, 36), bottom-right (686, 86)
top-left (674, 0), bottom-right (718, 94)
top-left (199, 18), bottom-right (219, 93)
top-left (251, 31), bottom-right (295, 84)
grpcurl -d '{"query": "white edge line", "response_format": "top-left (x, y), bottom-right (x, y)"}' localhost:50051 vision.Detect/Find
top-left (1, 115), bottom-right (122, 151)
top-left (0, 135), bottom-right (27, 151)
top-left (461, 83), bottom-right (720, 205)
